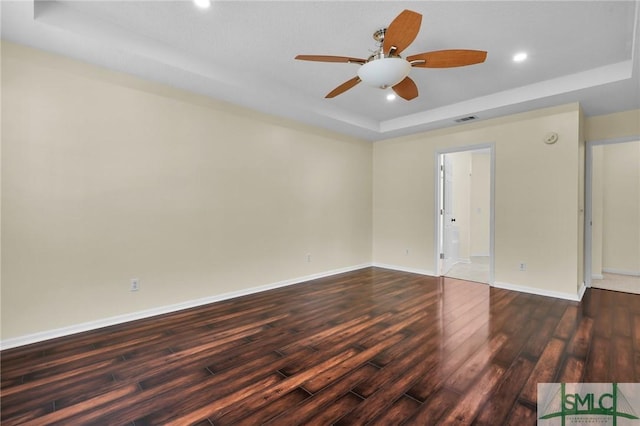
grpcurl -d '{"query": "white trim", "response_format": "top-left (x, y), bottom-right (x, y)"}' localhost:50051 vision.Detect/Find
top-left (592, 274), bottom-right (604, 280)
top-left (492, 281), bottom-right (582, 301)
top-left (0, 263), bottom-right (372, 350)
top-left (471, 253), bottom-right (491, 258)
top-left (434, 151), bottom-right (443, 276)
top-left (2, 260), bottom-right (600, 349)
top-left (371, 263), bottom-right (435, 277)
top-left (585, 136), bottom-right (593, 288)
top-left (602, 268), bottom-right (640, 277)
top-left (578, 281), bottom-right (587, 300)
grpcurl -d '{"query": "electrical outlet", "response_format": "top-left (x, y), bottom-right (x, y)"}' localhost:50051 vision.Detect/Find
top-left (306, 254), bottom-right (311, 263)
top-left (130, 278), bottom-right (140, 292)
top-left (519, 263), bottom-right (527, 272)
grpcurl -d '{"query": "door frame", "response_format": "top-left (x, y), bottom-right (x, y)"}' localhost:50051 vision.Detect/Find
top-left (434, 143), bottom-right (496, 284)
top-left (584, 135), bottom-right (640, 288)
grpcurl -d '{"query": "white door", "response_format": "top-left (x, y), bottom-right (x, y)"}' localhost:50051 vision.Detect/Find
top-left (442, 154), bottom-right (459, 274)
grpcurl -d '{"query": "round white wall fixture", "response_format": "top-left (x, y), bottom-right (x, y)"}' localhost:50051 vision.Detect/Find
top-left (544, 132), bottom-right (559, 144)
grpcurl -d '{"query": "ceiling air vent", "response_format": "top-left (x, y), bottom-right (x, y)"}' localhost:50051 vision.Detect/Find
top-left (454, 115), bottom-right (478, 123)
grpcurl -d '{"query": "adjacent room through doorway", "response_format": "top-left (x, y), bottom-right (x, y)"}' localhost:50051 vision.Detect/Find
top-left (587, 138), bottom-right (640, 294)
top-left (436, 146), bottom-right (494, 284)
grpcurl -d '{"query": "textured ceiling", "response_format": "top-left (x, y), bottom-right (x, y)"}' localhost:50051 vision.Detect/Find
top-left (2, 1), bottom-right (639, 140)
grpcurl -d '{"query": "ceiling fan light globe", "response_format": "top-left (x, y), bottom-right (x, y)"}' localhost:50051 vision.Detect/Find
top-left (357, 58), bottom-right (411, 89)
top-left (193, 0), bottom-right (211, 9)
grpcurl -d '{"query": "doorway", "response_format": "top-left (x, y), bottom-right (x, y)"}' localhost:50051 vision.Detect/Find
top-left (585, 137), bottom-right (640, 294)
top-left (435, 144), bottom-right (495, 284)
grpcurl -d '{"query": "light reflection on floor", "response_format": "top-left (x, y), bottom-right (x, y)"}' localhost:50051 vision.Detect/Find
top-left (445, 256), bottom-right (490, 284)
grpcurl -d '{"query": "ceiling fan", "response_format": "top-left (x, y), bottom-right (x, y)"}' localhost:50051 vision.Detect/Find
top-left (295, 9), bottom-right (487, 101)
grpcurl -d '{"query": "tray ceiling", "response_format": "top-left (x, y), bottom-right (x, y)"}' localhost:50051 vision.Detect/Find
top-left (2, 1), bottom-right (639, 140)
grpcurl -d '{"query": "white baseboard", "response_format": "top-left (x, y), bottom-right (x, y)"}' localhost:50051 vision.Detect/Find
top-left (373, 264), bottom-right (586, 302)
top-left (602, 268), bottom-right (640, 277)
top-left (492, 281), bottom-right (582, 301)
top-left (0, 263), bottom-right (372, 351)
top-left (578, 281), bottom-right (587, 300)
top-left (471, 253), bottom-right (490, 258)
top-left (371, 263), bottom-right (436, 277)
top-left (2, 263), bottom-right (594, 349)
top-left (592, 274), bottom-right (604, 280)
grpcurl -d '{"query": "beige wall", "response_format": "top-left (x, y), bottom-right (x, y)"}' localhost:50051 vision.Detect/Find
top-left (373, 104), bottom-right (582, 297)
top-left (585, 110), bottom-right (640, 142)
top-left (597, 141), bottom-right (640, 274)
top-left (1, 42), bottom-right (373, 340)
top-left (3, 40), bottom-right (639, 344)
top-left (470, 152), bottom-right (491, 256)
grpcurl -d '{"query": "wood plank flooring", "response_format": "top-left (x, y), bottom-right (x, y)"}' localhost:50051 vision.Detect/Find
top-left (2, 267), bottom-right (639, 425)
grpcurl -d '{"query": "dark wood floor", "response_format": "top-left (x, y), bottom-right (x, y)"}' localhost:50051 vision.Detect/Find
top-left (2, 267), bottom-right (639, 425)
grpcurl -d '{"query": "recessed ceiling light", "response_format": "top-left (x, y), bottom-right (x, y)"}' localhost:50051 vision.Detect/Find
top-left (386, 93), bottom-right (396, 101)
top-left (513, 52), bottom-right (527, 63)
top-left (193, 0), bottom-right (211, 9)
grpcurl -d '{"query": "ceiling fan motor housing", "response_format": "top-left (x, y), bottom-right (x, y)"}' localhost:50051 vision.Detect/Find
top-left (373, 28), bottom-right (386, 43)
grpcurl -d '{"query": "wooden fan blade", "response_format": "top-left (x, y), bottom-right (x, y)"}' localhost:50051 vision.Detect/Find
top-left (407, 50), bottom-right (487, 68)
top-left (295, 55), bottom-right (367, 64)
top-left (392, 77), bottom-right (418, 100)
top-left (383, 10), bottom-right (422, 55)
top-left (325, 77), bottom-right (361, 98)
